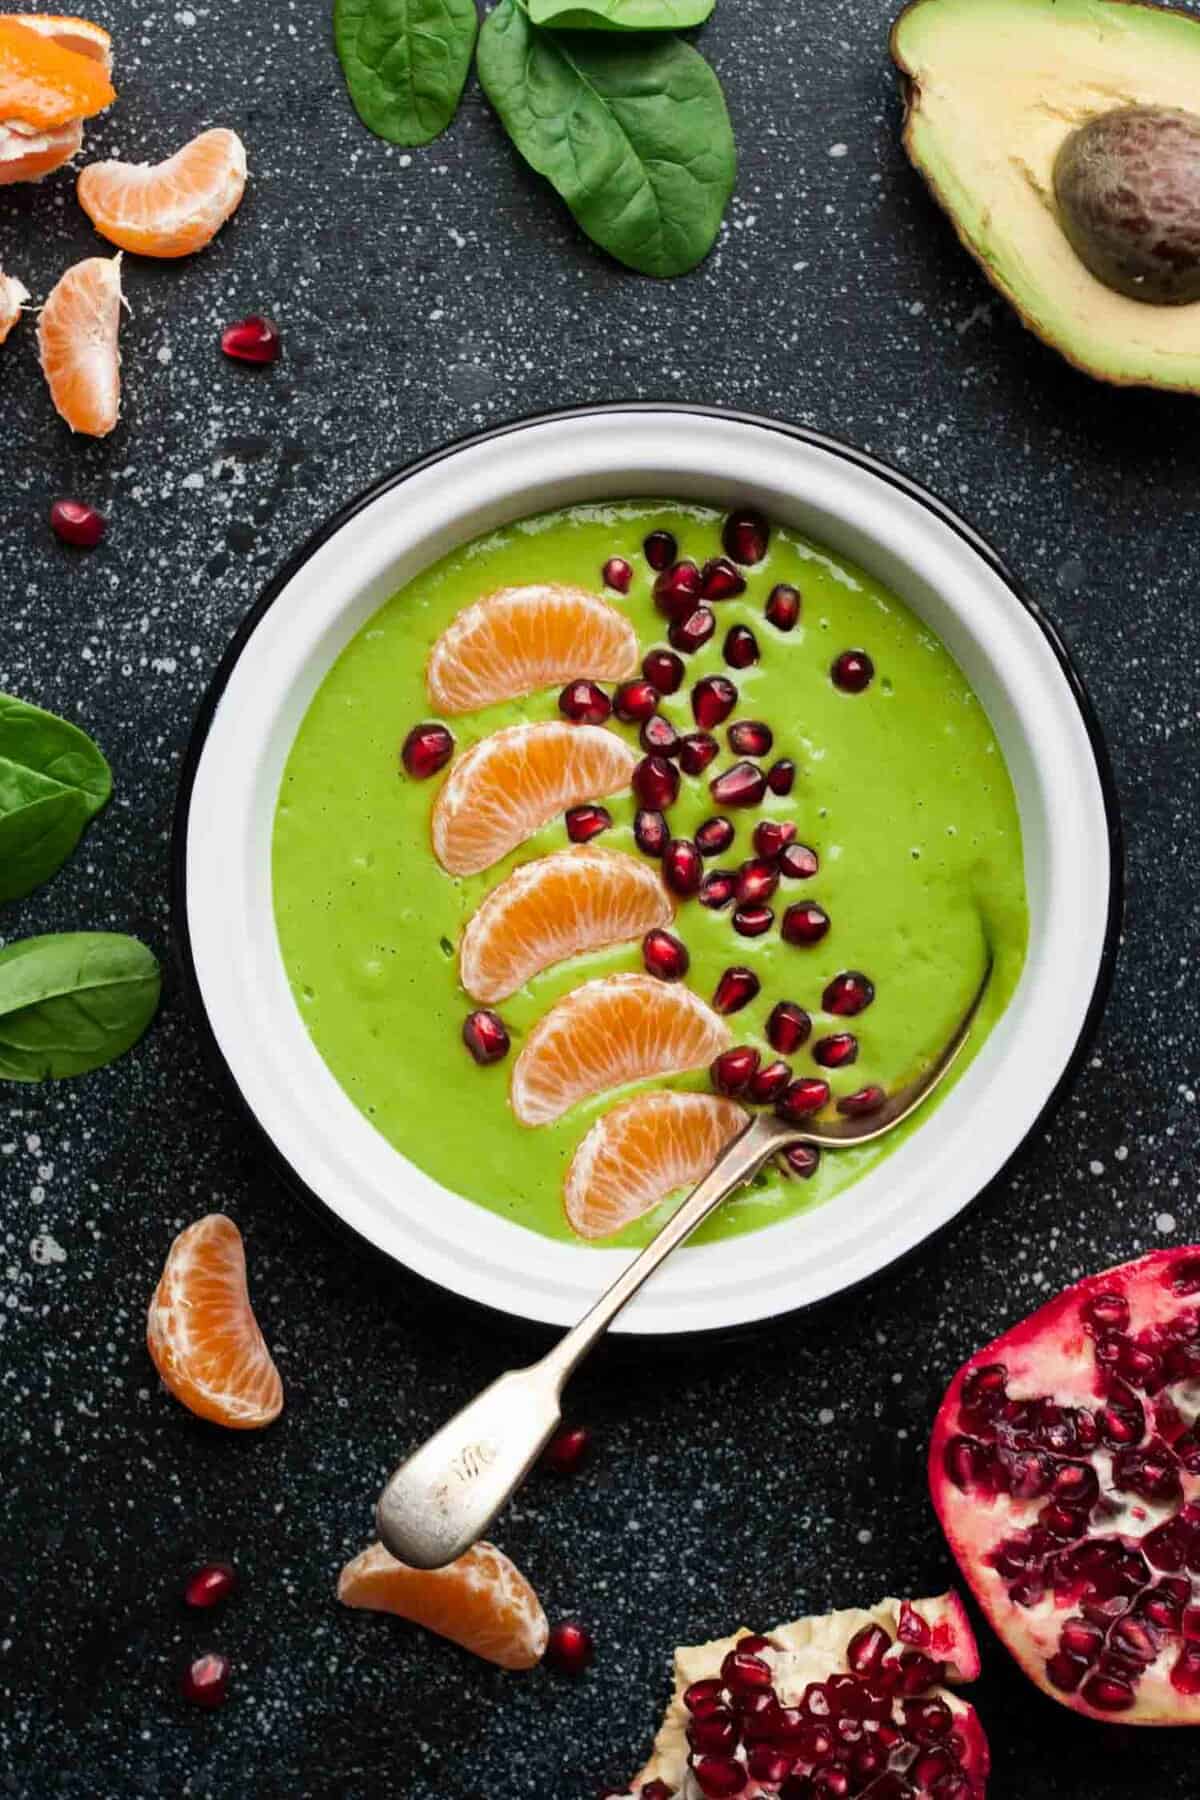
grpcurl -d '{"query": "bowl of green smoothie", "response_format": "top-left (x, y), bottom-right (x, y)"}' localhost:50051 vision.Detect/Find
top-left (174, 406), bottom-right (1119, 1335)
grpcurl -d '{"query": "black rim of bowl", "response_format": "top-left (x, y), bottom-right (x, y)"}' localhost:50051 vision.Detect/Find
top-left (169, 401), bottom-right (1125, 1345)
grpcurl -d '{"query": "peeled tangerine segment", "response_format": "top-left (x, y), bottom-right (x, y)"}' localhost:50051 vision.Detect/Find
top-left (0, 264), bottom-right (28, 342)
top-left (459, 845), bottom-right (673, 1003)
top-left (564, 1090), bottom-right (745, 1240)
top-left (510, 971), bottom-right (730, 1127)
top-left (77, 126), bottom-right (247, 257)
top-left (37, 252), bottom-right (122, 437)
top-left (337, 1540), bottom-right (548, 1671)
top-left (0, 14), bottom-right (113, 126)
top-left (432, 720), bottom-right (636, 877)
top-left (0, 113), bottom-right (79, 183)
top-left (426, 583), bottom-right (639, 714)
top-left (146, 1213), bottom-right (283, 1430)
top-left (626, 1591), bottom-right (989, 1797)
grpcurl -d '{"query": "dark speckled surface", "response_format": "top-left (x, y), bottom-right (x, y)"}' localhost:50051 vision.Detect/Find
top-left (2, 0), bottom-right (1199, 1794)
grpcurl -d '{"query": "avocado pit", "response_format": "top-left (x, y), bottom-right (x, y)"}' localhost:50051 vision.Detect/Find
top-left (1054, 105), bottom-right (1200, 304)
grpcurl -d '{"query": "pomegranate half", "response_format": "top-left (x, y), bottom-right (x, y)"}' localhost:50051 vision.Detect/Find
top-left (615, 1591), bottom-right (989, 1797)
top-left (931, 1246), bottom-right (1200, 1724)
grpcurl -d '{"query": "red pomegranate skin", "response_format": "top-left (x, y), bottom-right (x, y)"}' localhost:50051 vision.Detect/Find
top-left (931, 1247), bottom-right (1200, 1726)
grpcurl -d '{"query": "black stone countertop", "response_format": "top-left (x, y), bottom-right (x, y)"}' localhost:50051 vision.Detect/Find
top-left (2, 0), bottom-right (1199, 1794)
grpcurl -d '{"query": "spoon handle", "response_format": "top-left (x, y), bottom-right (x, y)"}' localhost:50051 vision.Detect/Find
top-left (375, 1112), bottom-right (783, 1569)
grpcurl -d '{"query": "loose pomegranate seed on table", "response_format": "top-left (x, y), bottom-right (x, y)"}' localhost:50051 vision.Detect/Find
top-left (49, 498), bottom-right (106, 547)
top-left (735, 858), bottom-right (778, 905)
top-left (695, 816), bottom-right (735, 856)
top-left (559, 679), bottom-right (612, 724)
top-left (722, 507), bottom-right (770, 565)
top-left (767, 1000), bottom-right (811, 1053)
top-left (565, 804), bottom-right (611, 843)
top-left (462, 1009), bottom-right (510, 1064)
top-left (613, 678), bottom-right (658, 722)
top-left (642, 928), bottom-right (689, 981)
top-left (640, 713), bottom-right (680, 756)
top-left (733, 903), bottom-right (774, 937)
top-left (602, 555), bottom-right (633, 593)
top-left (767, 757), bottom-right (796, 795)
top-left (220, 314), bottom-right (281, 364)
top-left (765, 582), bottom-right (801, 630)
top-left (663, 838), bottom-right (703, 897)
top-left (401, 721), bottom-right (454, 778)
top-left (692, 675), bottom-right (738, 729)
top-left (634, 808), bottom-right (668, 857)
top-left (653, 559), bottom-right (702, 619)
top-left (181, 1651), bottom-right (231, 1708)
top-left (546, 1620), bottom-right (593, 1677)
top-left (633, 754), bottom-right (679, 810)
top-left (823, 970), bottom-right (875, 1015)
top-left (678, 731), bottom-right (719, 775)
top-left (723, 624), bottom-right (759, 669)
top-left (699, 869), bottom-right (737, 910)
top-left (782, 901), bottom-right (831, 945)
top-left (728, 719), bottom-right (773, 757)
top-left (184, 1562), bottom-right (236, 1610)
top-left (753, 818), bottom-right (796, 859)
top-left (642, 646), bottom-right (685, 694)
top-left (814, 1032), bottom-right (859, 1068)
top-left (711, 1045), bottom-right (760, 1096)
top-left (541, 1423), bottom-right (591, 1475)
top-left (643, 528), bottom-right (677, 571)
top-left (700, 555), bottom-right (746, 600)
top-left (712, 966), bottom-right (759, 1013)
top-left (779, 841), bottom-right (820, 880)
top-left (832, 648), bottom-right (876, 692)
top-left (669, 605), bottom-right (716, 654)
top-left (710, 761), bottom-right (767, 807)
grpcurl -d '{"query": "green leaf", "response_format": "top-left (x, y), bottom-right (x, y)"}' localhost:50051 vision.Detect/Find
top-left (334, 0), bottom-right (479, 146)
top-left (478, 0), bottom-right (735, 277)
top-left (0, 693), bottom-right (112, 904)
top-left (526, 0), bottom-right (715, 29)
top-left (0, 933), bottom-right (161, 1082)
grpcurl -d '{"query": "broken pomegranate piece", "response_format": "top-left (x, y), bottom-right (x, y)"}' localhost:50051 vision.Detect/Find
top-left (931, 1247), bottom-right (1200, 1725)
top-left (614, 1591), bottom-right (989, 1797)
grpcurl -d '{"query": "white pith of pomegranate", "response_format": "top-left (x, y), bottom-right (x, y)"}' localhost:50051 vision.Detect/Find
top-left (930, 1246), bottom-right (1200, 1724)
top-left (617, 1592), bottom-right (989, 1798)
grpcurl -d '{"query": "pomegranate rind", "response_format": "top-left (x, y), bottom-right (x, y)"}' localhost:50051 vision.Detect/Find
top-left (146, 1212), bottom-right (283, 1430)
top-left (337, 1540), bottom-right (548, 1671)
top-left (930, 1245), bottom-right (1200, 1725)
top-left (36, 252), bottom-right (122, 436)
top-left (77, 127), bottom-right (247, 258)
top-left (459, 846), bottom-right (673, 1004)
top-left (564, 1090), bottom-right (746, 1240)
top-left (628, 1592), bottom-right (988, 1796)
top-left (510, 971), bottom-right (731, 1128)
top-left (0, 265), bottom-right (29, 341)
top-left (426, 582), bottom-right (639, 714)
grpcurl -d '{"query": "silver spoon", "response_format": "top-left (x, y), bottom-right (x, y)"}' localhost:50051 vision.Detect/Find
top-left (376, 960), bottom-right (993, 1569)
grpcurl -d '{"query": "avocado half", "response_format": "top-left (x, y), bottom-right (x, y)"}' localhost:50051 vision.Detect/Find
top-left (891, 0), bottom-right (1200, 393)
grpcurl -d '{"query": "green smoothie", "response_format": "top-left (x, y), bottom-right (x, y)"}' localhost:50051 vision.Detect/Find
top-left (272, 502), bottom-right (1028, 1249)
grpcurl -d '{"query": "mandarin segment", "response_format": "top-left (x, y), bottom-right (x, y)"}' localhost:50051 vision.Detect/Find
top-left (37, 252), bottom-right (122, 436)
top-left (510, 971), bottom-right (731, 1127)
top-left (0, 16), bottom-right (113, 126)
top-left (77, 126), bottom-right (247, 258)
top-left (146, 1213), bottom-right (283, 1430)
top-left (426, 583), bottom-right (639, 715)
top-left (564, 1090), bottom-right (746, 1240)
top-left (432, 721), bottom-right (636, 877)
top-left (0, 114), bottom-right (80, 183)
top-left (337, 1540), bottom-right (548, 1670)
top-left (0, 264), bottom-right (28, 341)
top-left (459, 846), bottom-right (673, 1003)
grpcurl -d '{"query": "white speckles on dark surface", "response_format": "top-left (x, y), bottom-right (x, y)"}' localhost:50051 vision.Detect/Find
top-left (1, 0), bottom-right (1198, 1795)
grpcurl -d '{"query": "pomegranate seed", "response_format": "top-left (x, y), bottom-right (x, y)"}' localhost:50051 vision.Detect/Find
top-left (49, 497), bottom-right (106, 548)
top-left (542, 1423), bottom-right (591, 1475)
top-left (401, 721), bottom-right (454, 778)
top-left (634, 809), bottom-right (668, 857)
top-left (780, 1142), bottom-right (820, 1178)
top-left (643, 528), bottom-right (677, 571)
top-left (602, 556), bottom-right (633, 593)
top-left (767, 1001), bottom-right (811, 1053)
top-left (748, 1748), bottom-right (792, 1784)
top-left (713, 966), bottom-right (759, 1013)
top-left (721, 1646), bottom-right (774, 1691)
top-left (722, 507), bottom-right (769, 565)
top-left (669, 606), bottom-right (716, 654)
top-left (696, 816), bottom-right (735, 857)
top-left (733, 903), bottom-right (774, 937)
top-left (767, 758), bottom-right (796, 795)
top-left (463, 1010), bottom-right (510, 1064)
top-left (898, 1604), bottom-right (931, 1647)
top-left (822, 970), bottom-right (874, 1015)
top-left (640, 714), bottom-right (680, 756)
top-left (777, 1078), bottom-right (830, 1121)
top-left (728, 720), bottom-right (773, 757)
top-left (749, 1059), bottom-right (792, 1103)
top-left (689, 1708), bottom-right (739, 1754)
top-left (184, 1563), bottom-right (236, 1610)
top-left (663, 838), bottom-right (703, 897)
top-left (700, 556), bottom-right (746, 600)
top-left (654, 560), bottom-right (702, 620)
top-left (559, 679), bottom-right (612, 724)
top-left (221, 314), bottom-right (281, 364)
top-left (643, 928), bottom-right (689, 981)
top-left (700, 869), bottom-right (737, 909)
top-left (566, 804), bottom-right (611, 843)
top-left (765, 583), bottom-right (800, 630)
top-left (546, 1621), bottom-right (593, 1677)
top-left (752, 819), bottom-right (796, 859)
top-left (831, 649), bottom-right (875, 693)
top-left (814, 1032), bottom-right (858, 1068)
top-left (692, 675), bottom-right (738, 729)
top-left (633, 755), bottom-right (679, 810)
top-left (679, 732), bottom-right (719, 775)
top-left (614, 678), bottom-right (658, 722)
top-left (724, 625), bottom-right (759, 669)
top-left (691, 1755), bottom-right (747, 1799)
top-left (735, 858), bottom-right (779, 904)
top-left (778, 842), bottom-right (819, 880)
top-left (181, 1651), bottom-right (231, 1708)
top-left (685, 1678), bottom-right (726, 1716)
top-left (838, 1085), bottom-right (886, 1116)
top-left (711, 1046), bottom-right (761, 1096)
top-left (710, 762), bottom-right (767, 807)
top-left (781, 902), bottom-right (830, 945)
top-left (641, 1786), bottom-right (673, 1800)
top-left (642, 647), bottom-right (685, 694)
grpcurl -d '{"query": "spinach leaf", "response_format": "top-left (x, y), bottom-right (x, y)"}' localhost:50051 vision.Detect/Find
top-left (334, 0), bottom-right (479, 146)
top-left (0, 693), bottom-right (112, 904)
top-left (478, 0), bottom-right (735, 277)
top-left (0, 933), bottom-right (161, 1082)
top-left (526, 0), bottom-right (714, 30)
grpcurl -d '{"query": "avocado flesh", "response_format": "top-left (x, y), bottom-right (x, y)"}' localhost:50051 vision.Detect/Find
top-left (891, 0), bottom-right (1200, 392)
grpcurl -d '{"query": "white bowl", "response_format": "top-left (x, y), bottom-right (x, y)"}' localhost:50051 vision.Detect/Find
top-left (173, 406), bottom-right (1120, 1337)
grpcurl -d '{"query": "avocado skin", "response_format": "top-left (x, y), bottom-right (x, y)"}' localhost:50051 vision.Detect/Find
top-left (1055, 106), bottom-right (1200, 305)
